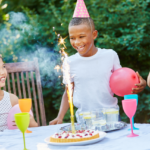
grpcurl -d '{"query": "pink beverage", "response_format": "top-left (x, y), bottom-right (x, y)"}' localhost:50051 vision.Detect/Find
top-left (122, 99), bottom-right (139, 137)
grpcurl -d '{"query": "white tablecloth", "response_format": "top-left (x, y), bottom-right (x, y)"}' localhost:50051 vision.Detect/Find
top-left (0, 123), bottom-right (150, 150)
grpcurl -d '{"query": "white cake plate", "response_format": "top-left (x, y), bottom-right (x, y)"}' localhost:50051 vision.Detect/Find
top-left (44, 131), bottom-right (106, 146)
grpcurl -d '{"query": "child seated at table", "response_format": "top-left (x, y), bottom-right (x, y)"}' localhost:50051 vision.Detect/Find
top-left (0, 55), bottom-right (38, 132)
top-left (49, 0), bottom-right (146, 125)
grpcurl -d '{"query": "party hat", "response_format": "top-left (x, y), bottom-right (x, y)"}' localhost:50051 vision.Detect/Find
top-left (73, 0), bottom-right (90, 18)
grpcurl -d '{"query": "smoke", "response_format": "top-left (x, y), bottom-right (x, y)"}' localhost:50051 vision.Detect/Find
top-left (0, 12), bottom-right (62, 88)
top-left (9, 12), bottom-right (27, 25)
top-left (22, 46), bottom-right (62, 87)
top-left (0, 12), bottom-right (30, 55)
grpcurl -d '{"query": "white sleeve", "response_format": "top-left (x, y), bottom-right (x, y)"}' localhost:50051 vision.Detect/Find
top-left (112, 51), bottom-right (122, 72)
top-left (62, 58), bottom-right (74, 84)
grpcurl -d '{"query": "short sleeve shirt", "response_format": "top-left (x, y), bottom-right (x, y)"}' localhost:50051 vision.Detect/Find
top-left (63, 48), bottom-right (122, 113)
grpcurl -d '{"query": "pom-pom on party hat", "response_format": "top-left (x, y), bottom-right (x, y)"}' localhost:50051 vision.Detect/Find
top-left (73, 0), bottom-right (90, 18)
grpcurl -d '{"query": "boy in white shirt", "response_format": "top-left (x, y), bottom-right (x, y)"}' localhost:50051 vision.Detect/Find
top-left (49, 0), bottom-right (146, 125)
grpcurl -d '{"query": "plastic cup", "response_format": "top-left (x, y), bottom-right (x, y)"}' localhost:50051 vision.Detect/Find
top-left (15, 113), bottom-right (30, 150)
top-left (124, 94), bottom-right (139, 130)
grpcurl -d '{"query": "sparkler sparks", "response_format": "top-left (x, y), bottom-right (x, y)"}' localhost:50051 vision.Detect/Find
top-left (54, 65), bottom-right (61, 72)
top-left (53, 28), bottom-right (75, 133)
top-left (55, 34), bottom-right (73, 100)
top-left (60, 45), bottom-right (76, 133)
top-left (58, 36), bottom-right (67, 49)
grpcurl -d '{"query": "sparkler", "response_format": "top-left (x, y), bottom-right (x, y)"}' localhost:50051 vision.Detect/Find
top-left (56, 32), bottom-right (75, 134)
top-left (62, 49), bottom-right (75, 134)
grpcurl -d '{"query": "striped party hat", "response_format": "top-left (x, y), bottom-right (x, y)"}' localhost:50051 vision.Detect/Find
top-left (73, 0), bottom-right (90, 18)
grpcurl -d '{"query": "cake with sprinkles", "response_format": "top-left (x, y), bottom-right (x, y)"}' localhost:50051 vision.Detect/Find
top-left (50, 129), bottom-right (100, 143)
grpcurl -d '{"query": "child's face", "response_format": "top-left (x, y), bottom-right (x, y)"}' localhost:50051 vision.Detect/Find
top-left (69, 24), bottom-right (97, 57)
top-left (0, 58), bottom-right (7, 88)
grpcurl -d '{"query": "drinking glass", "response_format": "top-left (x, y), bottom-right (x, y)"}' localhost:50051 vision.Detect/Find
top-left (124, 94), bottom-right (139, 130)
top-left (76, 111), bottom-right (86, 129)
top-left (83, 112), bottom-right (96, 129)
top-left (15, 113), bottom-right (30, 150)
top-left (105, 106), bottom-right (119, 129)
top-left (91, 109), bottom-right (106, 131)
top-left (122, 99), bottom-right (139, 137)
top-left (19, 99), bottom-right (32, 133)
top-left (76, 111), bottom-right (84, 124)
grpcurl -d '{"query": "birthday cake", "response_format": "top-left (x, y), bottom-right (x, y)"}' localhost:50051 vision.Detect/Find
top-left (50, 130), bottom-right (100, 143)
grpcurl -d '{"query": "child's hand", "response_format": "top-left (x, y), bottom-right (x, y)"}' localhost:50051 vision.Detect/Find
top-left (12, 121), bottom-right (16, 126)
top-left (29, 114), bottom-right (38, 127)
top-left (132, 72), bottom-right (146, 94)
top-left (13, 115), bottom-right (38, 127)
top-left (49, 117), bottom-right (63, 125)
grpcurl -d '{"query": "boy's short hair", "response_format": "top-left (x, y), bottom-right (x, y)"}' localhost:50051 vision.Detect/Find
top-left (69, 17), bottom-right (95, 31)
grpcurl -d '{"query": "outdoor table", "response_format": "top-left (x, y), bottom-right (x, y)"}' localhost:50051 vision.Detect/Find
top-left (0, 123), bottom-right (150, 150)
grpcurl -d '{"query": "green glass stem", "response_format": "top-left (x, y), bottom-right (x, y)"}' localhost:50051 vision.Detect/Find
top-left (23, 132), bottom-right (28, 150)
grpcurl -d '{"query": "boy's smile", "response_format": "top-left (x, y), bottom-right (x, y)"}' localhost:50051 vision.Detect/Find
top-left (75, 45), bottom-right (85, 52)
top-left (69, 24), bottom-right (98, 57)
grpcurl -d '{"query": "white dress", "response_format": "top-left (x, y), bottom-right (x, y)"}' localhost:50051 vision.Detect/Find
top-left (0, 91), bottom-right (12, 131)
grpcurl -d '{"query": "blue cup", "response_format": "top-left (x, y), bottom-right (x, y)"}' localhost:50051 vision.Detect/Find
top-left (124, 94), bottom-right (139, 130)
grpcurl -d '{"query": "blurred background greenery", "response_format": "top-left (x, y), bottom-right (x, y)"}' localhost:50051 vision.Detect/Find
top-left (0, 0), bottom-right (150, 124)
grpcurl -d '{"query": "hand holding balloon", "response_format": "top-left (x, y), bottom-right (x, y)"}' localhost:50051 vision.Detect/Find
top-left (7, 104), bottom-right (33, 130)
top-left (12, 114), bottom-right (37, 128)
top-left (12, 120), bottom-right (16, 127)
top-left (132, 72), bottom-right (146, 94)
top-left (110, 68), bottom-right (139, 97)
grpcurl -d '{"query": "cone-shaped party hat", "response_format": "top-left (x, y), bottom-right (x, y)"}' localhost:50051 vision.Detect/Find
top-left (73, 0), bottom-right (90, 18)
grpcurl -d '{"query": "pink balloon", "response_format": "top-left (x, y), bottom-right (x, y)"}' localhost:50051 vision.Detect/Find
top-left (7, 104), bottom-right (33, 130)
top-left (110, 67), bottom-right (139, 97)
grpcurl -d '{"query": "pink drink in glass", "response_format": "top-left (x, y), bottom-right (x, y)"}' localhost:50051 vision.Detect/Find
top-left (122, 99), bottom-right (139, 137)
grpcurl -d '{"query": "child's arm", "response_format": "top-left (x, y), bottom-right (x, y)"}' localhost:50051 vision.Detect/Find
top-left (29, 115), bottom-right (38, 127)
top-left (49, 86), bottom-right (70, 125)
top-left (10, 93), bottom-right (18, 107)
top-left (132, 72), bottom-right (146, 94)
